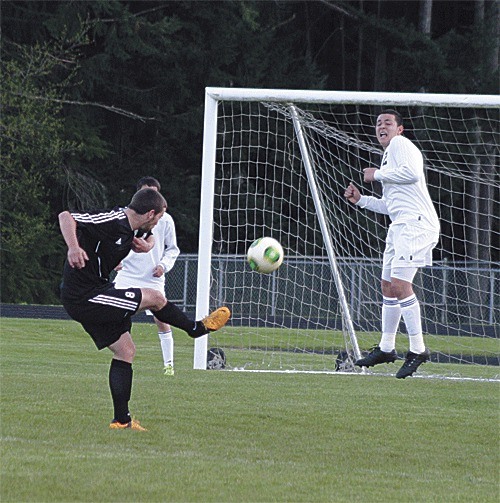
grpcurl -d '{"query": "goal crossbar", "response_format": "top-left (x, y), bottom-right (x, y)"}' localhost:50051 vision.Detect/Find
top-left (206, 87), bottom-right (500, 108)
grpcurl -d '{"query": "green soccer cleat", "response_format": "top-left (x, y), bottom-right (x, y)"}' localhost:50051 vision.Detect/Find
top-left (163, 365), bottom-right (174, 376)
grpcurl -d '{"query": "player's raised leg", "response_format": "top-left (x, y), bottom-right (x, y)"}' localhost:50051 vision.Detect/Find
top-left (139, 288), bottom-right (230, 337)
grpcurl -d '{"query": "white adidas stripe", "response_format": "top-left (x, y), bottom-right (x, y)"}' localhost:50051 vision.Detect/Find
top-left (72, 210), bottom-right (127, 224)
top-left (92, 294), bottom-right (138, 308)
top-left (89, 294), bottom-right (138, 311)
top-left (88, 297), bottom-right (137, 311)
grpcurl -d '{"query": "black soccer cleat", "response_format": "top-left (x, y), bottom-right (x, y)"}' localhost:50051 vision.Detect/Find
top-left (355, 346), bottom-right (398, 368)
top-left (396, 349), bottom-right (431, 379)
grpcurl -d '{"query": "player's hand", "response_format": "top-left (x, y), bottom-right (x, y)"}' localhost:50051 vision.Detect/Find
top-left (363, 168), bottom-right (378, 182)
top-left (115, 262), bottom-right (123, 271)
top-left (153, 264), bottom-right (165, 278)
top-left (67, 246), bottom-right (89, 269)
top-left (131, 236), bottom-right (154, 253)
top-left (344, 182), bottom-right (361, 204)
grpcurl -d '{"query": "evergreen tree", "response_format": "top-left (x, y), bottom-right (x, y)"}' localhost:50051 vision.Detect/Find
top-left (1, 39), bottom-right (82, 302)
top-left (1, 0), bottom-right (497, 303)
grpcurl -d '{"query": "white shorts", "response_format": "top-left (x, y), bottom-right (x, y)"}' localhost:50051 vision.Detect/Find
top-left (382, 223), bottom-right (439, 282)
top-left (113, 275), bottom-right (165, 317)
top-left (114, 274), bottom-right (165, 294)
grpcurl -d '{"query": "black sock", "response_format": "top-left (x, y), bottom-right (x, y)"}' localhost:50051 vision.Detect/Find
top-left (109, 359), bottom-right (133, 424)
top-left (152, 301), bottom-right (207, 338)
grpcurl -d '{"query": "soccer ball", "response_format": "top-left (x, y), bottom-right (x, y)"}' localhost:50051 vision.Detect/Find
top-left (247, 237), bottom-right (284, 274)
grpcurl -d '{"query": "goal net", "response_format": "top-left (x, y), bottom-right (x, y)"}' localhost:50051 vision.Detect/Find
top-left (194, 88), bottom-right (499, 380)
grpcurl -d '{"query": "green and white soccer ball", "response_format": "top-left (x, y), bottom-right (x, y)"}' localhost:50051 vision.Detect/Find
top-left (247, 237), bottom-right (284, 274)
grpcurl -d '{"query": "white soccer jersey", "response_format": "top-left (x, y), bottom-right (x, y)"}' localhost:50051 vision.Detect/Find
top-left (356, 135), bottom-right (440, 231)
top-left (114, 212), bottom-right (180, 291)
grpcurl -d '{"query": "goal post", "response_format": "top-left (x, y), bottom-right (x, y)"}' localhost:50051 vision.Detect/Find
top-left (288, 104), bottom-right (361, 362)
top-left (193, 91), bottom-right (219, 369)
top-left (194, 87), bottom-right (500, 379)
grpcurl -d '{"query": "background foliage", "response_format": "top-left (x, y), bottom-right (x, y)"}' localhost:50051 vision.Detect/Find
top-left (1, 0), bottom-right (498, 303)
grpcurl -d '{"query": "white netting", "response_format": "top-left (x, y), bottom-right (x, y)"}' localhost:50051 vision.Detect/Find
top-left (203, 94), bottom-right (499, 379)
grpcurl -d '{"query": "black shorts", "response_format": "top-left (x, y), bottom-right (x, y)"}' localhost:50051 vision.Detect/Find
top-left (63, 285), bottom-right (143, 350)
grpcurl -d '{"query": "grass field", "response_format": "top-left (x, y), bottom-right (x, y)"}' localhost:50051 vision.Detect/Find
top-left (1, 318), bottom-right (499, 502)
top-left (210, 327), bottom-right (500, 378)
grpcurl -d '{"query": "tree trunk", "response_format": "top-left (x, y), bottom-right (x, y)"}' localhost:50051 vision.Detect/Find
top-left (474, 0), bottom-right (485, 24)
top-left (340, 15), bottom-right (346, 89)
top-left (373, 0), bottom-right (387, 90)
top-left (356, 0), bottom-right (364, 90)
top-left (417, 0), bottom-right (433, 93)
top-left (304, 3), bottom-right (312, 61)
top-left (419, 0), bottom-right (433, 35)
top-left (488, 0), bottom-right (499, 76)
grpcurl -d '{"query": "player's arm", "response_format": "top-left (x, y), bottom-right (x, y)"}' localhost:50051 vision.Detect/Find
top-left (345, 182), bottom-right (388, 215)
top-left (131, 233), bottom-right (155, 253)
top-left (368, 138), bottom-right (422, 185)
top-left (371, 164), bottom-right (420, 184)
top-left (158, 218), bottom-right (180, 273)
top-left (153, 225), bottom-right (180, 278)
top-left (58, 211), bottom-right (89, 269)
top-left (363, 166), bottom-right (416, 184)
top-left (357, 195), bottom-right (389, 215)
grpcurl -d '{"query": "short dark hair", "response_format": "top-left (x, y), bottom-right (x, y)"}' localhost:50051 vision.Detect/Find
top-left (136, 176), bottom-right (161, 192)
top-left (128, 188), bottom-right (167, 215)
top-left (380, 109), bottom-right (403, 127)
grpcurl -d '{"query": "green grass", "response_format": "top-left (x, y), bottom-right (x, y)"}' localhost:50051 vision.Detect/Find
top-left (1, 318), bottom-right (499, 502)
top-left (211, 327), bottom-right (499, 378)
top-left (213, 327), bottom-right (500, 356)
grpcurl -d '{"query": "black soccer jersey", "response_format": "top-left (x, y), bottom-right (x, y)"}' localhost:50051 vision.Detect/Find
top-left (60, 208), bottom-right (135, 303)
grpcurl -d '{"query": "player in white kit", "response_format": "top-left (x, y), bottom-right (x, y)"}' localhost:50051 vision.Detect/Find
top-left (115, 177), bottom-right (180, 375)
top-left (344, 110), bottom-right (439, 378)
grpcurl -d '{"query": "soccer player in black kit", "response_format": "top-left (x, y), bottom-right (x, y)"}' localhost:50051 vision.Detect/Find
top-left (59, 188), bottom-right (230, 431)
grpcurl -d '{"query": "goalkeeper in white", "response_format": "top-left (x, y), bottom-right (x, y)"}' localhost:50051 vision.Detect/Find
top-left (115, 177), bottom-right (180, 375)
top-left (344, 109), bottom-right (439, 378)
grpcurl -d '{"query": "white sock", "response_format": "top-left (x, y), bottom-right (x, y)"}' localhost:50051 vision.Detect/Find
top-left (379, 297), bottom-right (401, 352)
top-left (158, 330), bottom-right (174, 367)
top-left (400, 295), bottom-right (426, 354)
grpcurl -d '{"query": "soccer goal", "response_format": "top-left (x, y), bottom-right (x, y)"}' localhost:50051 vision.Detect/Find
top-left (194, 87), bottom-right (499, 380)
